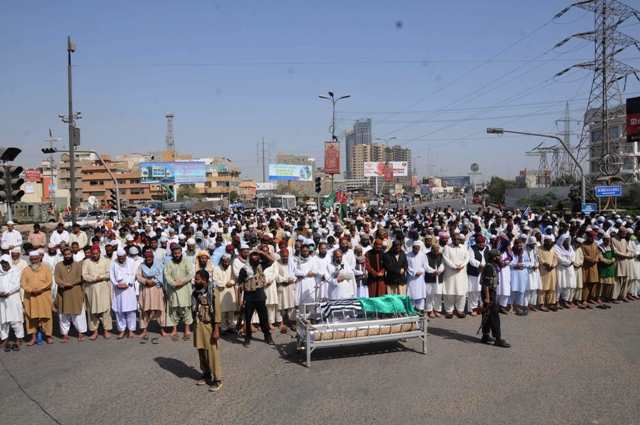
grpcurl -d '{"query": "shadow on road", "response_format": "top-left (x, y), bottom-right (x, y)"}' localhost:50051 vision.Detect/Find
top-left (154, 357), bottom-right (201, 380)
top-left (428, 326), bottom-right (480, 344)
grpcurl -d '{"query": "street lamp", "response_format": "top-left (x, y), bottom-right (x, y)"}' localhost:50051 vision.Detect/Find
top-left (63, 36), bottom-right (81, 223)
top-left (486, 127), bottom-right (585, 205)
top-left (318, 91), bottom-right (351, 141)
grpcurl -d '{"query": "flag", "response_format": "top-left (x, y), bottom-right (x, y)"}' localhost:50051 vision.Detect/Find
top-left (323, 189), bottom-right (336, 208)
top-left (335, 187), bottom-right (342, 205)
top-left (339, 192), bottom-right (348, 221)
top-left (48, 128), bottom-right (52, 137)
top-left (523, 205), bottom-right (531, 217)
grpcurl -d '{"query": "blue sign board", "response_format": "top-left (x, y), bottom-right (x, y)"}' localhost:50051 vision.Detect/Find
top-left (595, 186), bottom-right (622, 197)
top-left (582, 203), bottom-right (597, 214)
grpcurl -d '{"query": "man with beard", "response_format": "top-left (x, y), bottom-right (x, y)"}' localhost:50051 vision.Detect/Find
top-left (184, 238), bottom-right (198, 268)
top-left (365, 239), bottom-right (387, 297)
top-left (324, 248), bottom-right (356, 300)
top-left (611, 227), bottom-right (633, 303)
top-left (165, 245), bottom-right (194, 340)
top-left (237, 250), bottom-right (275, 347)
top-left (136, 251), bottom-right (167, 339)
top-left (407, 241), bottom-right (427, 312)
top-left (69, 223), bottom-right (88, 249)
top-left (82, 245), bottom-right (113, 340)
top-left (580, 230), bottom-right (600, 307)
top-left (425, 240), bottom-right (444, 318)
top-left (359, 234), bottom-right (372, 255)
top-left (54, 248), bottom-right (86, 342)
top-left (383, 240), bottom-right (408, 295)
top-left (232, 244), bottom-right (250, 282)
top-left (10, 248), bottom-right (27, 271)
top-left (338, 237), bottom-right (356, 269)
top-left (442, 232), bottom-right (470, 319)
top-left (21, 251), bottom-right (54, 345)
top-left (43, 243), bottom-right (61, 270)
top-left (212, 253), bottom-right (237, 334)
top-left (538, 235), bottom-right (558, 312)
top-left (192, 269), bottom-right (222, 392)
top-left (104, 243), bottom-right (116, 263)
top-left (71, 242), bottom-right (85, 262)
top-left (423, 234), bottom-right (434, 254)
top-left (275, 248), bottom-right (296, 332)
top-left (0, 255), bottom-right (23, 351)
top-left (50, 223), bottom-right (70, 248)
top-left (314, 242), bottom-right (331, 300)
top-left (467, 235), bottom-right (488, 317)
top-left (111, 249), bottom-right (138, 339)
top-left (293, 245), bottom-right (318, 313)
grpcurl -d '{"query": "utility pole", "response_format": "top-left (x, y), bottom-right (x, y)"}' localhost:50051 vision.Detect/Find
top-left (44, 135), bottom-right (62, 205)
top-left (256, 138), bottom-right (270, 183)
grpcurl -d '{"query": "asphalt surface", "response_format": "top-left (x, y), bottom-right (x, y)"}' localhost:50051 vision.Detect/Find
top-left (1, 299), bottom-right (639, 425)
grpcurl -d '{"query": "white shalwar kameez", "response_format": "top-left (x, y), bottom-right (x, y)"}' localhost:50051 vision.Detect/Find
top-left (294, 255), bottom-right (317, 314)
top-left (406, 251), bottom-right (427, 311)
top-left (442, 244), bottom-right (469, 313)
top-left (525, 246), bottom-right (542, 306)
top-left (313, 254), bottom-right (332, 300)
top-left (497, 252), bottom-right (512, 308)
top-left (631, 240), bottom-right (640, 297)
top-left (554, 234), bottom-right (576, 303)
top-left (0, 268), bottom-right (24, 340)
top-left (110, 258), bottom-right (138, 331)
top-left (425, 258), bottom-right (444, 313)
top-left (324, 261), bottom-right (356, 300)
top-left (466, 245), bottom-right (487, 313)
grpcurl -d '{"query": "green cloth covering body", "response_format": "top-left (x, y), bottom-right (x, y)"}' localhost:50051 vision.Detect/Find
top-left (357, 294), bottom-right (420, 316)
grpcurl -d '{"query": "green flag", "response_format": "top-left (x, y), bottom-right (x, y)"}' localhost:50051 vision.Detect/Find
top-left (323, 190), bottom-right (336, 208)
top-left (340, 202), bottom-right (347, 221)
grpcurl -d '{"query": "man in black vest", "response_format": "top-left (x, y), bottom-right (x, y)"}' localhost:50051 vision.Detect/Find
top-left (383, 240), bottom-right (408, 295)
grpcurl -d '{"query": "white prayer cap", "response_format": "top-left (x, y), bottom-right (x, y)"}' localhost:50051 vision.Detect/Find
top-left (240, 242), bottom-right (250, 250)
top-left (110, 240), bottom-right (119, 246)
top-left (526, 236), bottom-right (537, 245)
top-left (221, 253), bottom-right (231, 260)
top-left (0, 254), bottom-right (10, 263)
top-left (382, 241), bottom-right (388, 247)
top-left (125, 235), bottom-right (134, 241)
top-left (160, 236), bottom-right (168, 242)
top-left (187, 238), bottom-right (196, 245)
top-left (297, 235), bottom-right (305, 241)
top-left (602, 232), bottom-right (611, 239)
top-left (29, 251), bottom-right (40, 257)
top-left (518, 234), bottom-right (528, 240)
top-left (11, 247), bottom-right (20, 253)
top-left (178, 234), bottom-right (186, 240)
top-left (412, 240), bottom-right (422, 247)
top-left (129, 247), bottom-right (139, 255)
top-left (6, 220), bottom-right (14, 225)
top-left (116, 249), bottom-right (126, 256)
top-left (284, 231), bottom-right (291, 237)
top-left (543, 235), bottom-right (553, 241)
top-left (575, 237), bottom-right (585, 244)
top-left (47, 243), bottom-right (56, 249)
top-left (149, 231), bottom-right (156, 238)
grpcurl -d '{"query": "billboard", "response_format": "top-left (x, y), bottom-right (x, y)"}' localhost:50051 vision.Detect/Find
top-left (25, 169), bottom-right (41, 182)
top-left (363, 161), bottom-right (409, 177)
top-left (206, 163), bottom-right (229, 173)
top-left (420, 184), bottom-right (431, 194)
top-left (140, 162), bottom-right (206, 184)
top-left (268, 164), bottom-right (313, 181)
top-left (627, 96), bottom-right (640, 143)
top-left (441, 176), bottom-right (470, 189)
top-left (324, 141), bottom-right (340, 175)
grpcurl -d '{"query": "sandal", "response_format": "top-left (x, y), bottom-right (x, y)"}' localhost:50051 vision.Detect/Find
top-left (151, 337), bottom-right (159, 345)
top-left (3, 344), bottom-right (11, 352)
top-left (11, 343), bottom-right (20, 351)
top-left (183, 334), bottom-right (191, 341)
top-left (171, 335), bottom-right (179, 342)
top-left (445, 313), bottom-right (453, 319)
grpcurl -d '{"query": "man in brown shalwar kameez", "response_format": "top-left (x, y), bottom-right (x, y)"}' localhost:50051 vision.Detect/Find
top-left (21, 251), bottom-right (54, 345)
top-left (55, 248), bottom-right (87, 342)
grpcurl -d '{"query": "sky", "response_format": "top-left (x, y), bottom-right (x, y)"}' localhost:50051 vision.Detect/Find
top-left (1, 0), bottom-right (639, 183)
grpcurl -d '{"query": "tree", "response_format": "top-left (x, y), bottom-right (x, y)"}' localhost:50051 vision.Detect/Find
top-left (486, 176), bottom-right (515, 204)
top-left (274, 182), bottom-right (299, 195)
top-left (568, 179), bottom-right (596, 212)
top-left (229, 189), bottom-right (239, 203)
top-left (177, 185), bottom-right (203, 200)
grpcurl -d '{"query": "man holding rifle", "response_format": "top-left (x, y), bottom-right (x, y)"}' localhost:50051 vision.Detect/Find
top-left (479, 249), bottom-right (511, 348)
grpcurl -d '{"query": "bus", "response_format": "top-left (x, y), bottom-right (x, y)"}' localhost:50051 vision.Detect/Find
top-left (256, 195), bottom-right (296, 211)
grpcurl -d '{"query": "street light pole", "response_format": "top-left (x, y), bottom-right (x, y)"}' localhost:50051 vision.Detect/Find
top-left (486, 127), bottom-right (586, 205)
top-left (319, 91), bottom-right (350, 191)
top-left (44, 136), bottom-right (62, 204)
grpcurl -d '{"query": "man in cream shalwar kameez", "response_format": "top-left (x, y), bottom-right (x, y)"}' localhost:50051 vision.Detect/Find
top-left (82, 246), bottom-right (112, 339)
top-left (212, 254), bottom-right (237, 333)
top-left (275, 248), bottom-right (296, 331)
top-left (442, 233), bottom-right (469, 317)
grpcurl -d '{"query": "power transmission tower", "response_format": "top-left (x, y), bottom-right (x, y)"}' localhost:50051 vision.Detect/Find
top-left (554, 102), bottom-right (581, 184)
top-left (256, 138), bottom-right (271, 183)
top-left (525, 143), bottom-right (552, 187)
top-left (165, 112), bottom-right (175, 154)
top-left (555, 0), bottom-right (640, 183)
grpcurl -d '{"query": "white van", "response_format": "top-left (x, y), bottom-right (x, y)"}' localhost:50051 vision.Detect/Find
top-left (305, 201), bottom-right (318, 211)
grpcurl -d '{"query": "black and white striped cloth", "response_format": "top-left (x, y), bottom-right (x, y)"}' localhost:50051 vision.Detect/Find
top-left (319, 299), bottom-right (362, 321)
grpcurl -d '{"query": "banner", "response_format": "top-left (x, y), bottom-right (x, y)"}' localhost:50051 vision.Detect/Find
top-left (48, 184), bottom-right (57, 197)
top-left (383, 163), bottom-right (394, 182)
top-left (364, 161), bottom-right (409, 177)
top-left (420, 184), bottom-right (431, 194)
top-left (25, 169), bottom-right (41, 182)
top-left (411, 175), bottom-right (418, 188)
top-left (268, 164), bottom-right (313, 181)
top-left (324, 141), bottom-right (340, 175)
top-left (627, 96), bottom-right (640, 143)
top-left (441, 176), bottom-right (470, 189)
top-left (140, 162), bottom-right (206, 184)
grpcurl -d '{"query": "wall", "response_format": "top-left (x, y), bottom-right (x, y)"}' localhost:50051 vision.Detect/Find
top-left (505, 186), bottom-right (571, 208)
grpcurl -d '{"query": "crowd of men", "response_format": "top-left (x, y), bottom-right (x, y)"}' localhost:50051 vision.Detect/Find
top-left (1, 204), bottom-right (639, 357)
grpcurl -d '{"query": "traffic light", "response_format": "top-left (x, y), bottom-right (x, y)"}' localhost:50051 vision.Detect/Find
top-left (4, 165), bottom-right (24, 203)
top-left (109, 188), bottom-right (118, 206)
top-left (42, 148), bottom-right (58, 154)
top-left (315, 177), bottom-right (322, 194)
top-left (0, 167), bottom-right (7, 202)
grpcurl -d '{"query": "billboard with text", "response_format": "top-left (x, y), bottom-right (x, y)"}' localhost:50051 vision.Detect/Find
top-left (268, 164), bottom-right (313, 181)
top-left (140, 162), bottom-right (206, 184)
top-left (363, 161), bottom-right (408, 177)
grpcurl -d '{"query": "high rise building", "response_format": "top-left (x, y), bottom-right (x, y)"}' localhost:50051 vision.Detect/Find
top-left (350, 143), bottom-right (412, 188)
top-left (344, 118), bottom-right (371, 179)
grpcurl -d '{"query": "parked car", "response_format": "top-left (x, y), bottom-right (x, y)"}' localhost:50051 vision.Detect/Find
top-left (65, 210), bottom-right (113, 227)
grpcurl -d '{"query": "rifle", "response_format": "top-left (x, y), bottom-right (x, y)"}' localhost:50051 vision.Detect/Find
top-left (476, 302), bottom-right (492, 335)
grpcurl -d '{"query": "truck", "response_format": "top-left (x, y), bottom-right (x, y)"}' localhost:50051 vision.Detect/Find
top-left (0, 202), bottom-right (58, 225)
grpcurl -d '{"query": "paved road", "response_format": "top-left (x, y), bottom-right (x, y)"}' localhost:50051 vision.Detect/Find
top-left (1, 301), bottom-right (639, 425)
